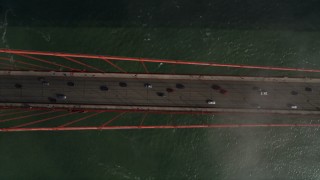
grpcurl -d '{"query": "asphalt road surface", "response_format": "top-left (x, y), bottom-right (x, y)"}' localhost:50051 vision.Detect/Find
top-left (0, 71), bottom-right (320, 114)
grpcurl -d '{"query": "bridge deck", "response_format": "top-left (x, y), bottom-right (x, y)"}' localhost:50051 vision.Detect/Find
top-left (0, 71), bottom-right (319, 115)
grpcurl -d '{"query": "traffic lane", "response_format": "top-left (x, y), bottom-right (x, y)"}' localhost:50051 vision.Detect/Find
top-left (0, 76), bottom-right (317, 105)
top-left (0, 75), bottom-right (319, 110)
top-left (1, 75), bottom-right (318, 93)
top-left (0, 77), bottom-right (313, 97)
top-left (2, 75), bottom-right (318, 98)
top-left (0, 92), bottom-right (316, 110)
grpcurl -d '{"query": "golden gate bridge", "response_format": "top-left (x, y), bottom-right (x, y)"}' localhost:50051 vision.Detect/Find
top-left (0, 49), bottom-right (320, 132)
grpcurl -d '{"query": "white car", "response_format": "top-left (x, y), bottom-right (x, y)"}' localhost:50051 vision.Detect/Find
top-left (206, 99), bottom-right (216, 105)
top-left (38, 77), bottom-right (49, 86)
top-left (42, 81), bottom-right (50, 86)
top-left (287, 103), bottom-right (298, 109)
top-left (260, 91), bottom-right (268, 96)
top-left (144, 83), bottom-right (152, 88)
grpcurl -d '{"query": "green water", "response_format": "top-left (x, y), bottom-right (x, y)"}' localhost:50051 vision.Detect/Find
top-left (1, 0), bottom-right (320, 179)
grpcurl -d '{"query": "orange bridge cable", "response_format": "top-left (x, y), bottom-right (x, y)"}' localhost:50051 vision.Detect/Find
top-left (0, 110), bottom-right (28, 117)
top-left (140, 61), bottom-right (149, 73)
top-left (0, 57), bottom-right (52, 70)
top-left (0, 110), bottom-right (32, 118)
top-left (61, 56), bottom-right (105, 73)
top-left (4, 123), bottom-right (320, 132)
top-left (99, 57), bottom-right (320, 73)
top-left (0, 62), bottom-right (38, 70)
top-left (10, 112), bottom-right (77, 128)
top-left (0, 110), bottom-right (58, 123)
top-left (100, 112), bottom-right (126, 127)
top-left (15, 54), bottom-right (82, 72)
top-left (58, 112), bottom-right (102, 127)
top-left (1, 49), bottom-right (320, 73)
top-left (0, 62), bottom-right (14, 69)
top-left (139, 113), bottom-right (148, 126)
top-left (0, 61), bottom-right (32, 70)
top-left (100, 58), bottom-right (127, 73)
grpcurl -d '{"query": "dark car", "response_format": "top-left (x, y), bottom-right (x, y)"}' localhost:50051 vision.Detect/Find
top-left (119, 82), bottom-right (127, 87)
top-left (219, 89), bottom-right (228, 95)
top-left (48, 97), bottom-right (57, 103)
top-left (211, 85), bottom-right (221, 90)
top-left (56, 94), bottom-right (67, 100)
top-left (100, 85), bottom-right (108, 91)
top-left (67, 81), bottom-right (74, 86)
top-left (157, 92), bottom-right (166, 97)
top-left (15, 83), bottom-right (22, 89)
top-left (176, 83), bottom-right (185, 89)
top-left (166, 88), bottom-right (174, 93)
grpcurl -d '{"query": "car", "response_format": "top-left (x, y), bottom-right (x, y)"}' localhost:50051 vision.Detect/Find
top-left (206, 99), bottom-right (216, 105)
top-left (14, 83), bottom-right (22, 89)
top-left (38, 77), bottom-right (49, 86)
top-left (252, 86), bottom-right (268, 96)
top-left (156, 92), bottom-right (166, 97)
top-left (100, 85), bottom-right (108, 91)
top-left (48, 97), bottom-right (57, 103)
top-left (211, 85), bottom-right (221, 90)
top-left (166, 88), bottom-right (174, 93)
top-left (42, 81), bottom-right (50, 86)
top-left (287, 103), bottom-right (298, 109)
top-left (220, 89), bottom-right (228, 95)
top-left (67, 81), bottom-right (74, 86)
top-left (119, 82), bottom-right (127, 87)
top-left (144, 83), bottom-right (152, 88)
top-left (305, 87), bottom-right (312, 92)
top-left (56, 94), bottom-right (67, 100)
top-left (176, 83), bottom-right (185, 89)
top-left (260, 90), bottom-right (268, 96)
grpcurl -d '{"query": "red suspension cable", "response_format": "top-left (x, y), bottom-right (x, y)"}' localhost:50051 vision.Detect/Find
top-left (1, 49), bottom-right (320, 73)
top-left (61, 56), bottom-right (105, 72)
top-left (0, 62), bottom-right (14, 69)
top-left (0, 110), bottom-right (31, 118)
top-left (0, 110), bottom-right (57, 123)
top-left (100, 58), bottom-right (127, 73)
top-left (100, 112), bottom-right (126, 127)
top-left (16, 54), bottom-right (82, 71)
top-left (141, 61), bottom-right (149, 73)
top-left (0, 57), bottom-right (51, 70)
top-left (0, 62), bottom-right (38, 70)
top-left (139, 113), bottom-right (148, 126)
top-left (10, 112), bottom-right (76, 128)
top-left (58, 112), bottom-right (101, 127)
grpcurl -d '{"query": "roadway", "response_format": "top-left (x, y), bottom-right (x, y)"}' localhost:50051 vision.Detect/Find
top-left (0, 71), bottom-right (320, 114)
